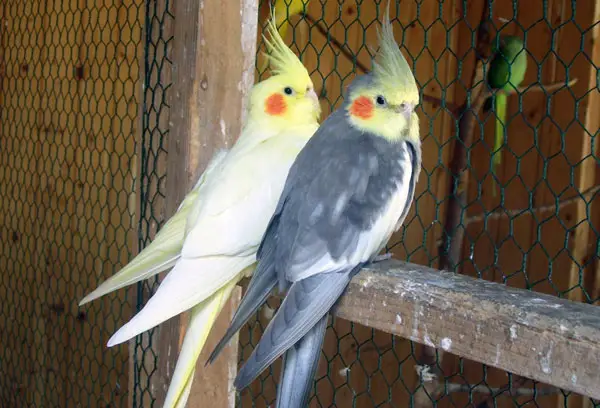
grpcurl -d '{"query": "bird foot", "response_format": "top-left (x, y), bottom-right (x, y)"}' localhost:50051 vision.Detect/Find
top-left (370, 252), bottom-right (393, 264)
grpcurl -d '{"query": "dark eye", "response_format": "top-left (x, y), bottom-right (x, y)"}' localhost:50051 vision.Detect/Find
top-left (376, 95), bottom-right (386, 106)
top-left (284, 87), bottom-right (294, 95)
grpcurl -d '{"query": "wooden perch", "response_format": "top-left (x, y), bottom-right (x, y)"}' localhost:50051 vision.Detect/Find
top-left (330, 259), bottom-right (600, 400)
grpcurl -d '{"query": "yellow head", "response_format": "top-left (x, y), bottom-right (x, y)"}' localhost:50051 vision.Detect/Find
top-left (345, 12), bottom-right (420, 142)
top-left (248, 15), bottom-right (321, 130)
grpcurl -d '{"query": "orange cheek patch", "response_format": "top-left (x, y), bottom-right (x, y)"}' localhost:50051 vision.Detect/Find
top-left (349, 96), bottom-right (374, 119)
top-left (265, 93), bottom-right (287, 116)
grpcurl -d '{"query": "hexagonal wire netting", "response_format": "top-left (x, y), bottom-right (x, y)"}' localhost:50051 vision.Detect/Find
top-left (238, 0), bottom-right (600, 407)
top-left (0, 0), bottom-right (147, 406)
top-left (131, 0), bottom-right (172, 407)
top-left (0, 0), bottom-right (598, 407)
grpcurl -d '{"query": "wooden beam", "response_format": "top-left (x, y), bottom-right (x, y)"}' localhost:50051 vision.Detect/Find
top-left (155, 0), bottom-right (259, 406)
top-left (330, 259), bottom-right (600, 400)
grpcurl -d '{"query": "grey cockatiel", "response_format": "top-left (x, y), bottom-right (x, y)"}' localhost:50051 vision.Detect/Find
top-left (208, 11), bottom-right (422, 408)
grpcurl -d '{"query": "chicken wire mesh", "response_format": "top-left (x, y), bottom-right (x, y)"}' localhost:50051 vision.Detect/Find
top-left (0, 0), bottom-right (599, 407)
top-left (239, 0), bottom-right (600, 407)
top-left (130, 0), bottom-right (172, 407)
top-left (0, 0), bottom-right (143, 406)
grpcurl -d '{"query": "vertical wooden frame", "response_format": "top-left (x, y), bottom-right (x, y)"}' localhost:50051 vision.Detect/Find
top-left (149, 0), bottom-right (259, 406)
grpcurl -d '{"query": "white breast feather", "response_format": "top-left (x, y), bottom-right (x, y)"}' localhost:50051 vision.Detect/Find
top-left (356, 149), bottom-right (413, 263)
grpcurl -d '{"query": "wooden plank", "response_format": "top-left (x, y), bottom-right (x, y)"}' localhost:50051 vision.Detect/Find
top-left (72, 1), bottom-right (140, 406)
top-left (578, 1), bottom-right (600, 309)
top-left (589, 146), bottom-right (600, 305)
top-left (127, 1), bottom-right (151, 408)
top-left (521, 0), bottom-right (599, 302)
top-left (329, 259), bottom-right (600, 401)
top-left (0, 0), bottom-right (141, 406)
top-left (154, 0), bottom-right (259, 406)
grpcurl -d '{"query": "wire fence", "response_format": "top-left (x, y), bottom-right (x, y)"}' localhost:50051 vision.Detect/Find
top-left (0, 0), bottom-right (598, 407)
top-left (0, 0), bottom-right (143, 406)
top-left (131, 0), bottom-right (172, 406)
top-left (240, 0), bottom-right (600, 407)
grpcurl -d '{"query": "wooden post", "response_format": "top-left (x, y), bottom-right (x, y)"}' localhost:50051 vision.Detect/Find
top-left (153, 0), bottom-right (259, 406)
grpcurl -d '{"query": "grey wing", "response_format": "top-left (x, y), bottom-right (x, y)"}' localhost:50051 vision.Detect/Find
top-left (275, 132), bottom-right (415, 283)
top-left (234, 122), bottom-right (418, 390)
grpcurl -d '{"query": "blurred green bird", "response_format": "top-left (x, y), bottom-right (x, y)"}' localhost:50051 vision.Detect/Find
top-left (485, 35), bottom-right (528, 188)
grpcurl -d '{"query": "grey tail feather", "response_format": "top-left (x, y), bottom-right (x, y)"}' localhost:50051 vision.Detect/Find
top-left (275, 313), bottom-right (328, 408)
top-left (206, 231), bottom-right (279, 366)
top-left (233, 268), bottom-right (357, 391)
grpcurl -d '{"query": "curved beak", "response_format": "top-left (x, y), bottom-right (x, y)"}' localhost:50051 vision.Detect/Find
top-left (397, 103), bottom-right (415, 120)
top-left (306, 88), bottom-right (319, 105)
top-left (306, 88), bottom-right (321, 116)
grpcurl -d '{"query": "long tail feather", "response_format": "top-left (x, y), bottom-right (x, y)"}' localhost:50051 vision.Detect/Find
top-left (206, 261), bottom-right (277, 365)
top-left (79, 212), bottom-right (186, 306)
top-left (234, 270), bottom-right (352, 390)
top-left (107, 255), bottom-right (254, 347)
top-left (80, 149), bottom-right (229, 306)
top-left (173, 367), bottom-right (194, 408)
top-left (275, 314), bottom-right (328, 408)
top-left (208, 221), bottom-right (280, 365)
top-left (163, 280), bottom-right (238, 408)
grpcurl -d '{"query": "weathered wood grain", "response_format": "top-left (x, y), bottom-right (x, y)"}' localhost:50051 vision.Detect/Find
top-left (154, 0), bottom-right (259, 406)
top-left (331, 259), bottom-right (600, 401)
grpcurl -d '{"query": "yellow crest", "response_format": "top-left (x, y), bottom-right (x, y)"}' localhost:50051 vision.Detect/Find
top-left (262, 12), bottom-right (310, 81)
top-left (371, 3), bottom-right (419, 101)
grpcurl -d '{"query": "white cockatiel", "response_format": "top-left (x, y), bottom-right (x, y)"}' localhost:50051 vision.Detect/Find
top-left (79, 15), bottom-right (321, 408)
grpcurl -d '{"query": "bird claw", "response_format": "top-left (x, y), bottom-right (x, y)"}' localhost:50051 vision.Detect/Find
top-left (370, 252), bottom-right (393, 264)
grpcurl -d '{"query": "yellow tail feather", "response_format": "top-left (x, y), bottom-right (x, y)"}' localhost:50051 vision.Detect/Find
top-left (162, 279), bottom-right (239, 408)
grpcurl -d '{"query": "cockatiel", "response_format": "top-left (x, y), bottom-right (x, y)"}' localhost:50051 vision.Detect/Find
top-left (258, 0), bottom-right (311, 73)
top-left (79, 15), bottom-right (321, 408)
top-left (208, 11), bottom-right (422, 408)
top-left (484, 35), bottom-right (527, 183)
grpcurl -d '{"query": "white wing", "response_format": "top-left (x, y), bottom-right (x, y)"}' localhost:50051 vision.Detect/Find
top-left (182, 128), bottom-right (315, 259)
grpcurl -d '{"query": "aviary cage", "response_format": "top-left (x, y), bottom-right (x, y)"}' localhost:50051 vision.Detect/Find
top-left (0, 0), bottom-right (598, 407)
